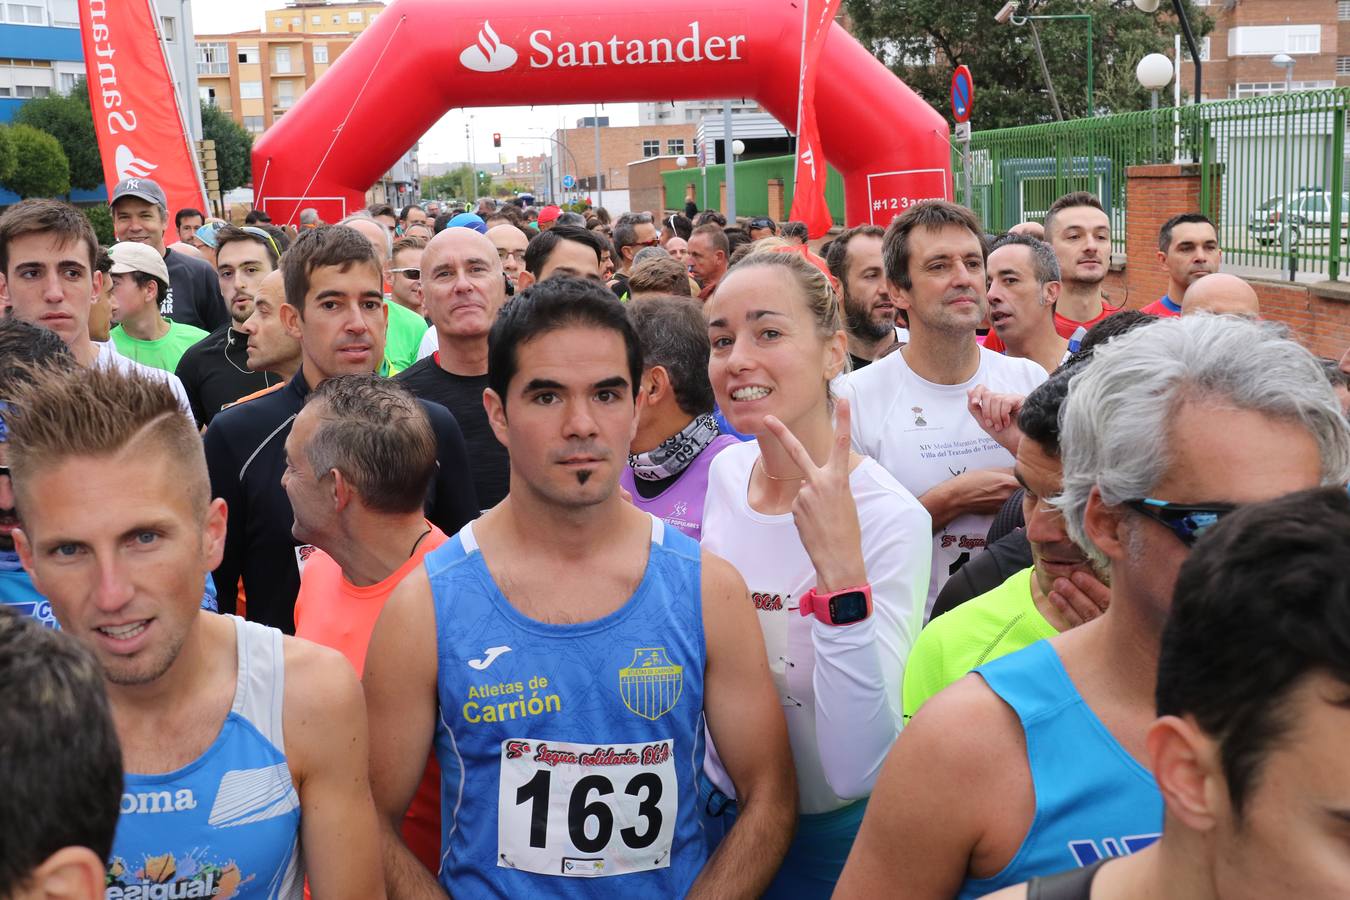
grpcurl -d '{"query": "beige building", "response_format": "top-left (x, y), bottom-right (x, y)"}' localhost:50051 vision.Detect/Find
top-left (552, 122), bottom-right (697, 193)
top-left (195, 0), bottom-right (418, 204)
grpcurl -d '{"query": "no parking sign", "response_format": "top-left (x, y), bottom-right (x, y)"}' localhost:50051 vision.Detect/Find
top-left (951, 65), bottom-right (974, 123)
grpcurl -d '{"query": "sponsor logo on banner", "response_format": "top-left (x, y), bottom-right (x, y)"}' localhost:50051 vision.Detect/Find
top-left (618, 647), bottom-right (683, 720)
top-left (459, 20), bottom-right (518, 72)
top-left (115, 144), bottom-right (159, 180)
top-left (459, 19), bottom-right (747, 72)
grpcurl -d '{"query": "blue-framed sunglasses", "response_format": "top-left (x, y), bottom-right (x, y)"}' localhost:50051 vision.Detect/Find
top-left (1124, 497), bottom-right (1237, 547)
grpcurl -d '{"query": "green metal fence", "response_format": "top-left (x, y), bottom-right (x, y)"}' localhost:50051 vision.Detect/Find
top-left (958, 88), bottom-right (1350, 280)
top-left (660, 155), bottom-right (846, 225)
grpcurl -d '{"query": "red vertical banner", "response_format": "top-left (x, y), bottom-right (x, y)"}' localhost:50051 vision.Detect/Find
top-left (788, 0), bottom-right (843, 239)
top-left (80, 0), bottom-right (205, 237)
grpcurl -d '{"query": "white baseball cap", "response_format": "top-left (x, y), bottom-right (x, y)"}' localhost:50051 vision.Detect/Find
top-left (108, 241), bottom-right (171, 285)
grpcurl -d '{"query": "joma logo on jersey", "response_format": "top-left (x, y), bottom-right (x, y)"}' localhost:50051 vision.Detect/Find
top-left (619, 647), bottom-right (683, 720)
top-left (120, 788), bottom-right (197, 814)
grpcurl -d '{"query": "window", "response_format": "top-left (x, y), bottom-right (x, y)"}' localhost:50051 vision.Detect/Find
top-left (1229, 25), bottom-right (1321, 57)
top-left (1340, 56), bottom-right (1350, 75)
top-left (159, 16), bottom-right (176, 41)
top-left (642, 140), bottom-right (661, 157)
top-left (291, 17), bottom-right (301, 27)
top-left (274, 47), bottom-right (293, 73)
top-left (199, 86), bottom-right (217, 107)
top-left (348, 10), bottom-right (364, 23)
top-left (59, 71), bottom-right (76, 93)
top-left (313, 44), bottom-right (329, 64)
top-left (312, 15), bottom-right (321, 25)
top-left (276, 80), bottom-right (295, 108)
top-left (3, 3), bottom-right (43, 24)
top-left (243, 116), bottom-right (264, 133)
top-left (1341, 0), bottom-right (1350, 20)
top-left (332, 14), bottom-right (340, 23)
top-left (240, 81), bottom-right (263, 100)
top-left (238, 47), bottom-right (259, 65)
top-left (1232, 79), bottom-right (1335, 97)
top-left (273, 17), bottom-right (283, 28)
top-left (196, 42), bottom-right (230, 75)
top-left (49, 0), bottom-right (78, 27)
top-left (1182, 36), bottom-right (1210, 62)
top-left (667, 139), bottom-right (686, 155)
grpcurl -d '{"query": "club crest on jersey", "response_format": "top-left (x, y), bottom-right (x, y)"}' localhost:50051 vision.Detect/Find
top-left (618, 647), bottom-right (683, 721)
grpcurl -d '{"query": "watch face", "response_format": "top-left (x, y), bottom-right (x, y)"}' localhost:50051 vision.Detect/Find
top-left (828, 591), bottom-right (869, 625)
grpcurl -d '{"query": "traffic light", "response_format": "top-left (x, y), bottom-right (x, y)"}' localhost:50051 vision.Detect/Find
top-left (492, 132), bottom-right (502, 148)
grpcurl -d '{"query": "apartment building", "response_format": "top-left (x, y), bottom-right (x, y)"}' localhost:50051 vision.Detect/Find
top-left (195, 0), bottom-right (418, 204)
top-left (1179, 0), bottom-right (1347, 99)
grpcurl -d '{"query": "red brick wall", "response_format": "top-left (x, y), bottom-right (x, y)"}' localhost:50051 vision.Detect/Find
top-left (1121, 163), bottom-right (1350, 359)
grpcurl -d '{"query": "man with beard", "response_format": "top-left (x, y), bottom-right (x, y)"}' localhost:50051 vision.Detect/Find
top-left (827, 225), bottom-right (907, 369)
top-left (174, 225), bottom-right (284, 426)
top-left (1141, 214), bottom-right (1221, 318)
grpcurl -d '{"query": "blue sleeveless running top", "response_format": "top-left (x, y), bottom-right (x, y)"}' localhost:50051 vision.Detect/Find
top-left (957, 640), bottom-right (1162, 899)
top-left (429, 515), bottom-right (709, 897)
top-left (105, 616), bottom-right (303, 899)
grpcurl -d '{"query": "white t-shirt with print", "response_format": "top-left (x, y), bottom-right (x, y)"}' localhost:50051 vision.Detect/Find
top-left (846, 346), bottom-right (1046, 617)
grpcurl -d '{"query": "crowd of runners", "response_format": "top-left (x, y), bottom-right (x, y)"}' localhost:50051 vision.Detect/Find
top-left (2, 175), bottom-right (1349, 900)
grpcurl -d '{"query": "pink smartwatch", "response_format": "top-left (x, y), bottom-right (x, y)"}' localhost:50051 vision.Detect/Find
top-left (798, 584), bottom-right (873, 626)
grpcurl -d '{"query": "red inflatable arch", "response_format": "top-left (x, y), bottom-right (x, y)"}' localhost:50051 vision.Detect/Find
top-left (252, 0), bottom-right (952, 227)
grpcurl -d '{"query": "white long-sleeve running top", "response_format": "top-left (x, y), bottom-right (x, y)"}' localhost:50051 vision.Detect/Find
top-left (700, 440), bottom-right (932, 815)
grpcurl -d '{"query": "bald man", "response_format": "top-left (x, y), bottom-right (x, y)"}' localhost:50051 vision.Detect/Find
top-left (396, 228), bottom-right (511, 509)
top-left (1181, 272), bottom-right (1260, 319)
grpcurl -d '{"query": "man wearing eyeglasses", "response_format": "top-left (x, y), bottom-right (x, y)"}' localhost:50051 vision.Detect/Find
top-left (837, 314), bottom-right (1350, 900)
top-left (486, 223), bottom-right (529, 285)
top-left (389, 234), bottom-right (427, 316)
top-left (608, 212), bottom-right (658, 299)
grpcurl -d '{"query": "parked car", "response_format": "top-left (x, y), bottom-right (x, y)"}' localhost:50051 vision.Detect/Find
top-left (1248, 189), bottom-right (1350, 247)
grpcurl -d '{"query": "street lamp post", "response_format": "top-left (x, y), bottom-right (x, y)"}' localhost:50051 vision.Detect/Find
top-left (996, 3), bottom-right (1093, 117)
top-left (1136, 52), bottom-right (1174, 161)
top-left (1272, 52), bottom-right (1297, 280)
top-left (1133, 0), bottom-right (1203, 104)
top-left (723, 102), bottom-right (737, 219)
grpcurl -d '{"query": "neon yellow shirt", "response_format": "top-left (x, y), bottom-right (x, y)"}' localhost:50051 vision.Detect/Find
top-left (902, 567), bottom-right (1058, 720)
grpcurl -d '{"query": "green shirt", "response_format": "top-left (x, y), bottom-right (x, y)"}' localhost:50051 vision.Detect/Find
top-left (902, 567), bottom-right (1058, 720)
top-left (110, 320), bottom-right (210, 374)
top-left (384, 299), bottom-right (428, 374)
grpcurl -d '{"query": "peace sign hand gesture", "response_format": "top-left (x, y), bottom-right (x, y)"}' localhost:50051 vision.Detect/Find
top-left (761, 398), bottom-right (868, 594)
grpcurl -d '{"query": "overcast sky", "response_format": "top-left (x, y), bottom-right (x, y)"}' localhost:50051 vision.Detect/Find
top-left (188, 0), bottom-right (640, 164)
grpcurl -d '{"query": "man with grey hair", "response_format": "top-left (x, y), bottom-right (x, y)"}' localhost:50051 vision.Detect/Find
top-left (837, 314), bottom-right (1350, 899)
top-left (340, 212), bottom-right (429, 372)
top-left (287, 373), bottom-right (449, 873)
top-left (299, 207), bottom-right (321, 228)
top-left (985, 234), bottom-right (1069, 374)
top-left (621, 296), bottom-right (740, 540)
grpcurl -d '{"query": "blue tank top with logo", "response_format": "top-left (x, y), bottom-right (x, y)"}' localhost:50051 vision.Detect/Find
top-left (105, 616), bottom-right (303, 899)
top-left (957, 639), bottom-right (1163, 899)
top-left (428, 515), bottom-right (709, 897)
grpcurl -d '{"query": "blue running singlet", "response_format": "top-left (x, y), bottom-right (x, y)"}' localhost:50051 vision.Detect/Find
top-left (957, 640), bottom-right (1162, 899)
top-left (428, 515), bottom-right (709, 897)
top-left (105, 616), bottom-right (303, 900)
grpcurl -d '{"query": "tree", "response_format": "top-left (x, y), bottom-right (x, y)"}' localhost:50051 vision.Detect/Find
top-left (84, 205), bottom-right (114, 244)
top-left (200, 103), bottom-right (253, 192)
top-left (3, 124), bottom-right (70, 198)
top-left (844, 0), bottom-right (1212, 130)
top-left (0, 127), bottom-right (16, 186)
top-left (14, 79), bottom-right (102, 191)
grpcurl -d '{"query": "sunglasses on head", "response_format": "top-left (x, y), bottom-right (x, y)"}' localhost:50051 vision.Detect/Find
top-left (750, 218), bottom-right (774, 230)
top-left (241, 226), bottom-right (281, 261)
top-left (1124, 497), bottom-right (1237, 547)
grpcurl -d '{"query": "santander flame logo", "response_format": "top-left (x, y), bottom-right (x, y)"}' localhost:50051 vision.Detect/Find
top-left (459, 21), bottom-right (518, 72)
top-left (115, 145), bottom-right (159, 181)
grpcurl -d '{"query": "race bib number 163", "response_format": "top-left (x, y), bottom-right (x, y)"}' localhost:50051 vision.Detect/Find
top-left (497, 737), bottom-right (677, 878)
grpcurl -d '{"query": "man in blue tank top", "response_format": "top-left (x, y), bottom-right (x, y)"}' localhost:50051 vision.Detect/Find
top-left (985, 486), bottom-right (1350, 900)
top-left (5, 363), bottom-right (386, 899)
top-left (364, 276), bottom-right (796, 898)
top-left (836, 315), bottom-right (1350, 898)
